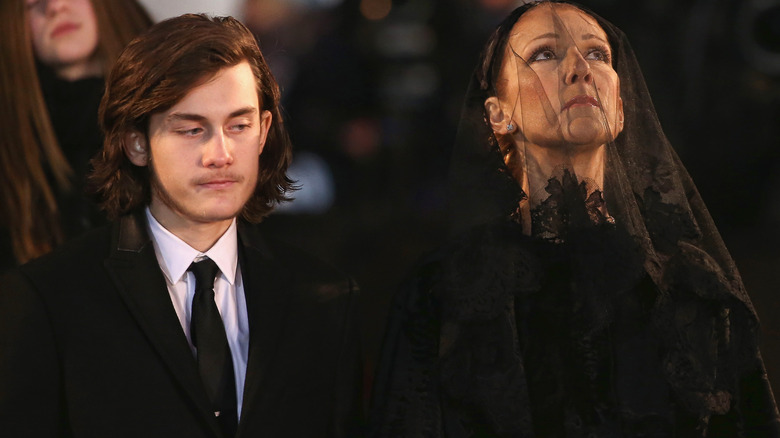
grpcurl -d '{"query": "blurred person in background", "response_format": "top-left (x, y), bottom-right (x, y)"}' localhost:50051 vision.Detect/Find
top-left (0, 0), bottom-right (152, 271)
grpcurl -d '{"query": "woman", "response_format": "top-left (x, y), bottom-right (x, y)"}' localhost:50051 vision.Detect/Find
top-left (370, 1), bottom-right (780, 436)
top-left (0, 0), bottom-right (151, 270)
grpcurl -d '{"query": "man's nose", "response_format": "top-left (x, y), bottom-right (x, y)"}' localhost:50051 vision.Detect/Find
top-left (202, 132), bottom-right (234, 168)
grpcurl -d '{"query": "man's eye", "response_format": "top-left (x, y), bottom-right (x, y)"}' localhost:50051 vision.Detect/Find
top-left (176, 128), bottom-right (203, 136)
top-left (230, 124), bottom-right (250, 132)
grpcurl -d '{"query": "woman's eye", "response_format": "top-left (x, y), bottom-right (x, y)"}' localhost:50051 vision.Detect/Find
top-left (585, 49), bottom-right (610, 63)
top-left (530, 48), bottom-right (556, 62)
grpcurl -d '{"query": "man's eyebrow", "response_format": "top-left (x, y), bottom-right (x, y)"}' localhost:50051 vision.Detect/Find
top-left (164, 107), bottom-right (258, 123)
top-left (229, 107), bottom-right (258, 118)
top-left (165, 113), bottom-right (206, 123)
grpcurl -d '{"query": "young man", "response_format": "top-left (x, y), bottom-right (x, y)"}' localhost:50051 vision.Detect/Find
top-left (0, 14), bottom-right (362, 437)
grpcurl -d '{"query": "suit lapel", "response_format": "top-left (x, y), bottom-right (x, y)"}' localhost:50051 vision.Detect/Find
top-left (236, 222), bottom-right (294, 427)
top-left (104, 213), bottom-right (222, 437)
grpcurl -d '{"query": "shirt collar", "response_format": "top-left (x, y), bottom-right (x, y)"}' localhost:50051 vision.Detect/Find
top-left (145, 207), bottom-right (238, 286)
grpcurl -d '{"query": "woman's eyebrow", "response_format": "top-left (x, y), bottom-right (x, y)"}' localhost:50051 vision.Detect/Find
top-left (530, 32), bottom-right (557, 42)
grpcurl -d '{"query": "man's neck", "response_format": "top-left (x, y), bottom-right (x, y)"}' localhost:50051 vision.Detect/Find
top-left (148, 205), bottom-right (234, 253)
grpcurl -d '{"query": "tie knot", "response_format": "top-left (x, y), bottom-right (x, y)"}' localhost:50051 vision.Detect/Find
top-left (188, 258), bottom-right (220, 291)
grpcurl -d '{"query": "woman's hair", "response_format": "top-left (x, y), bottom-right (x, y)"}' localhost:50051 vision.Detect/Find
top-left (91, 0), bottom-right (155, 72)
top-left (91, 14), bottom-right (294, 223)
top-left (0, 0), bottom-right (152, 264)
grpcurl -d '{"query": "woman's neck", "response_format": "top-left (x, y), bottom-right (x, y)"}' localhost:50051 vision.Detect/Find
top-left (53, 56), bottom-right (102, 81)
top-left (514, 142), bottom-right (607, 236)
top-left (522, 142), bottom-right (605, 203)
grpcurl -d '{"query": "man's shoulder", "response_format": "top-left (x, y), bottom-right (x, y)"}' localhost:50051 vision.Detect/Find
top-left (238, 221), bottom-right (357, 296)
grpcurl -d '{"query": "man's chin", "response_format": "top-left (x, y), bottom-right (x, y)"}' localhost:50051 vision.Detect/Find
top-left (191, 207), bottom-right (244, 224)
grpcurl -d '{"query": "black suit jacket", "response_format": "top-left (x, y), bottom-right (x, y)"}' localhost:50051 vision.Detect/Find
top-left (0, 212), bottom-right (363, 437)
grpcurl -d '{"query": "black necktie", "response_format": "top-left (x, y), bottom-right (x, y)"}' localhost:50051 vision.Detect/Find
top-left (188, 258), bottom-right (237, 437)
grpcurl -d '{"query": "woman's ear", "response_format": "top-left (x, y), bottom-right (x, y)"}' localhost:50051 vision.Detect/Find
top-left (485, 96), bottom-right (513, 136)
top-left (614, 96), bottom-right (624, 137)
top-left (124, 131), bottom-right (149, 166)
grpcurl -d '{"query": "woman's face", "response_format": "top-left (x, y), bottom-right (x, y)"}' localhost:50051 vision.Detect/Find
top-left (26, 0), bottom-right (100, 80)
top-left (488, 4), bottom-right (623, 150)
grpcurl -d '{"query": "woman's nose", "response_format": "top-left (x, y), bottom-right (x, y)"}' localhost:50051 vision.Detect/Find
top-left (563, 47), bottom-right (592, 85)
top-left (45, 0), bottom-right (68, 16)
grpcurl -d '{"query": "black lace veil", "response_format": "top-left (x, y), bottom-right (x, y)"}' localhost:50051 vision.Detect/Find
top-left (450, 0), bottom-right (754, 308)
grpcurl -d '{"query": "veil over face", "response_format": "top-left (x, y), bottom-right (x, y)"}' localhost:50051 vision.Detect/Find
top-left (483, 3), bottom-right (625, 233)
top-left (489, 4), bottom-right (622, 152)
top-left (370, 1), bottom-right (779, 436)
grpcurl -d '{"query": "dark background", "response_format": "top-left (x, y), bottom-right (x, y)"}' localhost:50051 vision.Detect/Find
top-left (244, 0), bottom-right (780, 400)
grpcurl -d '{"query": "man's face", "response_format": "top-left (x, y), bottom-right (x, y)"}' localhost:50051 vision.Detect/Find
top-left (141, 62), bottom-right (272, 231)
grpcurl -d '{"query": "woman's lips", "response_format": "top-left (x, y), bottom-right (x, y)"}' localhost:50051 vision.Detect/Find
top-left (51, 22), bottom-right (80, 38)
top-left (562, 95), bottom-right (601, 111)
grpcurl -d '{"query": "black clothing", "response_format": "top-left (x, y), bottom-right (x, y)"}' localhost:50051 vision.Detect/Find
top-left (37, 63), bottom-right (106, 237)
top-left (373, 222), bottom-right (779, 436)
top-left (0, 212), bottom-right (363, 437)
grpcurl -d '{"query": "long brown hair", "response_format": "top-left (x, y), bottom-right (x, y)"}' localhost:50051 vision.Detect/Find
top-left (91, 14), bottom-right (294, 223)
top-left (0, 0), bottom-right (151, 264)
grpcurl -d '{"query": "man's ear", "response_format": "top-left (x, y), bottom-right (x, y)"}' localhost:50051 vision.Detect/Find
top-left (484, 96), bottom-right (513, 136)
top-left (124, 131), bottom-right (149, 166)
top-left (257, 110), bottom-right (273, 156)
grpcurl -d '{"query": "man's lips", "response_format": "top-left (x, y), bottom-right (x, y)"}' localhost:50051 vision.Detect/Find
top-left (51, 22), bottom-right (80, 38)
top-left (198, 179), bottom-right (237, 189)
top-left (562, 95), bottom-right (601, 111)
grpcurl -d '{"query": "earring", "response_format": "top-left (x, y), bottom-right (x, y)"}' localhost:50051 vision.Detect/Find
top-left (506, 123), bottom-right (514, 132)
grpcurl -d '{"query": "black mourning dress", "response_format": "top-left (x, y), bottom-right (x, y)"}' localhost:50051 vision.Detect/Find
top-left (370, 2), bottom-right (780, 437)
top-left (37, 63), bottom-right (106, 239)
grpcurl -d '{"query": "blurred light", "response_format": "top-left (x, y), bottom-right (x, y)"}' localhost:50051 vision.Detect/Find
top-left (276, 152), bottom-right (336, 214)
top-left (137, 0), bottom-right (242, 21)
top-left (381, 63), bottom-right (439, 109)
top-left (376, 23), bottom-right (436, 57)
top-left (360, 0), bottom-right (392, 21)
top-left (291, 0), bottom-right (344, 9)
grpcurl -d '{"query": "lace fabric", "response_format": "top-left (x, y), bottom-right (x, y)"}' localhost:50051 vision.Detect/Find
top-left (370, 1), bottom-right (780, 436)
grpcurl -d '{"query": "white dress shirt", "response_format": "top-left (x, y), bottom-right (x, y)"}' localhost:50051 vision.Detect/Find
top-left (145, 208), bottom-right (249, 418)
